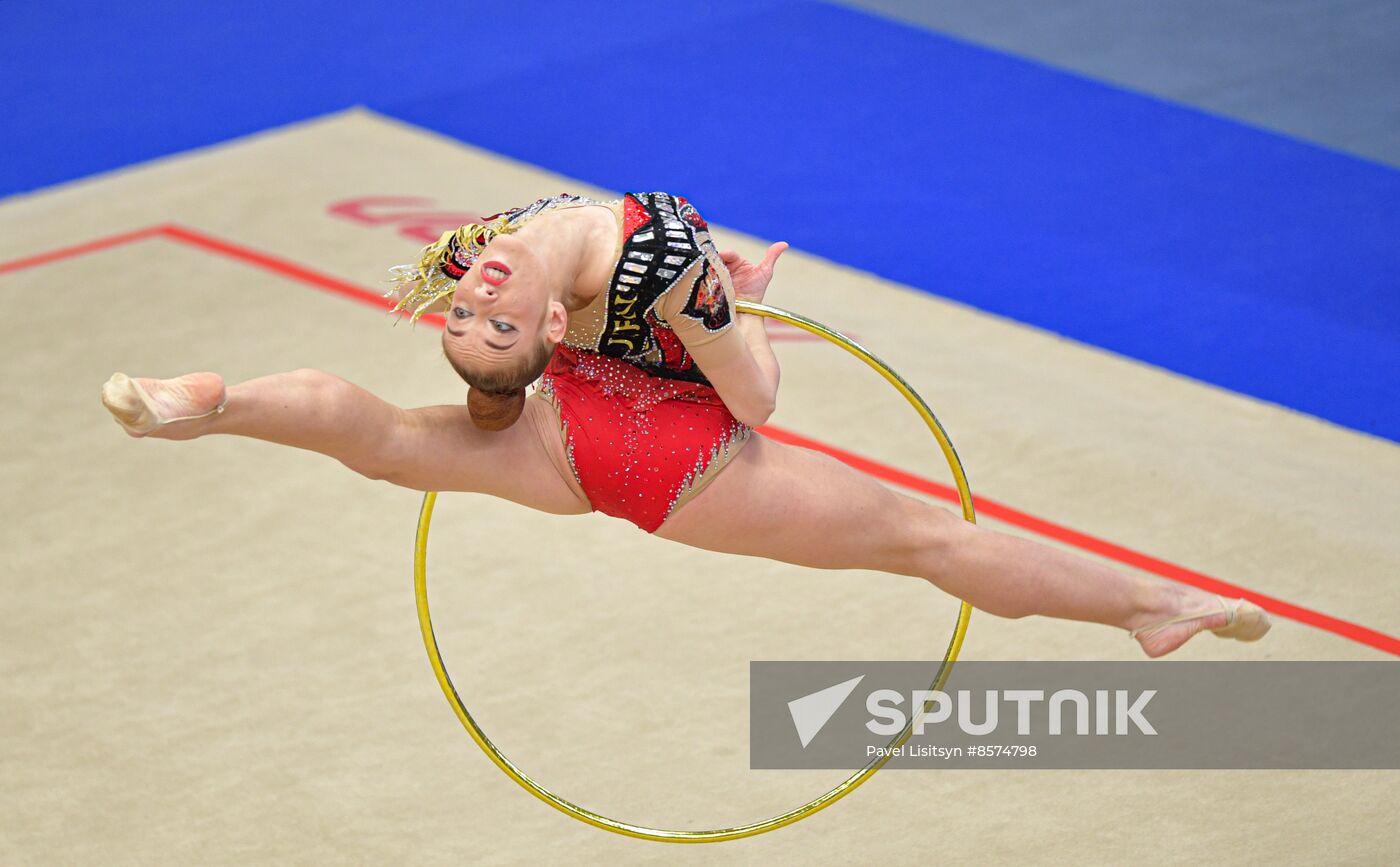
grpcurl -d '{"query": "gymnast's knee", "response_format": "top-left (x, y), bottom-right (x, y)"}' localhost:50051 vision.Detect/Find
top-left (286, 366), bottom-right (346, 396)
top-left (902, 499), bottom-right (969, 577)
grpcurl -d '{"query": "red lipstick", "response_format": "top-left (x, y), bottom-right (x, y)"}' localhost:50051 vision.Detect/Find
top-left (481, 260), bottom-right (512, 286)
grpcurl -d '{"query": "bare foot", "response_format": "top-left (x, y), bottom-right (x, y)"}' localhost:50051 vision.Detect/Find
top-left (1131, 595), bottom-right (1271, 658)
top-left (101, 372), bottom-right (226, 438)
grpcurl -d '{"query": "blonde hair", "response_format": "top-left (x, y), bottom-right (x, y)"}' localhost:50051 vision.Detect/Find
top-left (386, 217), bottom-right (516, 323)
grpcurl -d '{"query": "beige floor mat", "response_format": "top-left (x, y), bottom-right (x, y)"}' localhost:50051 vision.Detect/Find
top-left (2, 109), bottom-right (1396, 865)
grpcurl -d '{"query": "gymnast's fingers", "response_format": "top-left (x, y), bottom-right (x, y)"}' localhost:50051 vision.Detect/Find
top-left (759, 241), bottom-right (789, 272)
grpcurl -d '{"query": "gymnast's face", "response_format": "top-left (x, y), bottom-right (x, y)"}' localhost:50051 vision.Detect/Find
top-left (441, 234), bottom-right (568, 373)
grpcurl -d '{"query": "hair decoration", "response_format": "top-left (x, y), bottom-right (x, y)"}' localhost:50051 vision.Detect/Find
top-left (385, 215), bottom-right (517, 322)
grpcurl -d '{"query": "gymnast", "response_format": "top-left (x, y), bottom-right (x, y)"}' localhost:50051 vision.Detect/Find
top-left (100, 191), bottom-right (1268, 657)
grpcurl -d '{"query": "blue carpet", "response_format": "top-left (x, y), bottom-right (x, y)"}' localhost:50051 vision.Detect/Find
top-left (4, 0), bottom-right (1397, 440)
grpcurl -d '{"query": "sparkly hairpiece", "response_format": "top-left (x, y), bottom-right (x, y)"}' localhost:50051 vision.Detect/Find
top-left (385, 214), bottom-right (516, 322)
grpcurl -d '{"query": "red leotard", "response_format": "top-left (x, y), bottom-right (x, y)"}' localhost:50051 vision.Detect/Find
top-left (530, 191), bottom-right (752, 532)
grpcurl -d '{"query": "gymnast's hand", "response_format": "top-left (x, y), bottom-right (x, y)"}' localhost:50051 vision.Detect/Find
top-left (719, 242), bottom-right (788, 303)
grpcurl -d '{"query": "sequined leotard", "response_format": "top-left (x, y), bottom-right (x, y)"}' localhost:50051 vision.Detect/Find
top-left (516, 192), bottom-right (752, 533)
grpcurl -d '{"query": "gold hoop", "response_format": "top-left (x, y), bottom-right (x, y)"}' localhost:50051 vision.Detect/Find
top-left (413, 300), bottom-right (976, 842)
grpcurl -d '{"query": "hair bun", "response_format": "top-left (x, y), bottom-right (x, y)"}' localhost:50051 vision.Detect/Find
top-left (467, 386), bottom-right (526, 431)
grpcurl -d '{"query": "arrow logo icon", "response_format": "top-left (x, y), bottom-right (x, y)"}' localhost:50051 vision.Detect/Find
top-left (787, 675), bottom-right (865, 748)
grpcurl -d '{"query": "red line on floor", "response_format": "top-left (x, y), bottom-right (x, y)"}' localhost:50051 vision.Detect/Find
top-left (0, 225), bottom-right (167, 275)
top-left (6, 225), bottom-right (1397, 658)
top-left (158, 224), bottom-right (446, 328)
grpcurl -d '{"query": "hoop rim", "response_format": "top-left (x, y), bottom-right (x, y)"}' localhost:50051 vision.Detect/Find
top-left (413, 299), bottom-right (976, 843)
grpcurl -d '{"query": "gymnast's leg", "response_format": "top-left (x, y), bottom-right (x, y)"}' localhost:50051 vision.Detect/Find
top-left (100, 370), bottom-right (591, 515)
top-left (656, 433), bottom-right (1241, 657)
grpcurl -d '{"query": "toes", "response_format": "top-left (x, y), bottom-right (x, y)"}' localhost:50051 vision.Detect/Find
top-left (100, 371), bottom-right (224, 436)
top-left (101, 373), bottom-right (156, 434)
top-left (101, 374), bottom-right (138, 420)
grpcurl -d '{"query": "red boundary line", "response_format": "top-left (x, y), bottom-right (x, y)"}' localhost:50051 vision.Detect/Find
top-left (159, 224), bottom-right (447, 329)
top-left (9, 224), bottom-right (1398, 658)
top-left (0, 225), bottom-right (167, 275)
